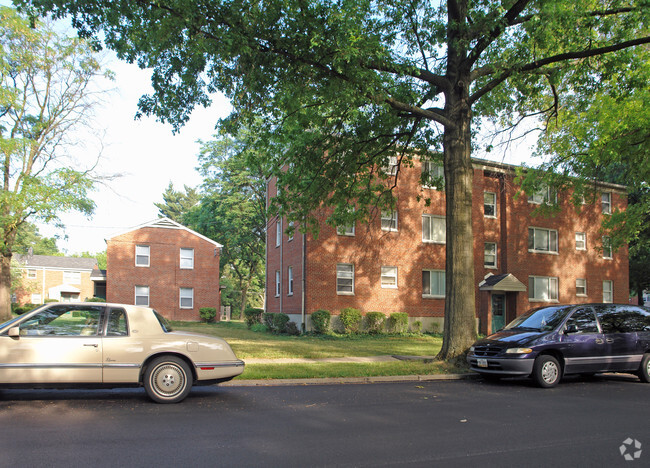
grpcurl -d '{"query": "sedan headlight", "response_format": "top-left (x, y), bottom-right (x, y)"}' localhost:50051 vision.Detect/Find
top-left (505, 348), bottom-right (533, 354)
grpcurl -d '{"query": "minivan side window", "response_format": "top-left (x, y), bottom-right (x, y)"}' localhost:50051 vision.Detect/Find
top-left (565, 308), bottom-right (599, 333)
top-left (595, 305), bottom-right (650, 333)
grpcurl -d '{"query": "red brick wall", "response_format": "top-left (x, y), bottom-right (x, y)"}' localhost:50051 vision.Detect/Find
top-left (107, 226), bottom-right (220, 321)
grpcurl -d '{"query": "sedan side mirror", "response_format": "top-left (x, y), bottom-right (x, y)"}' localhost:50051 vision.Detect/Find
top-left (564, 324), bottom-right (579, 334)
top-left (8, 327), bottom-right (20, 337)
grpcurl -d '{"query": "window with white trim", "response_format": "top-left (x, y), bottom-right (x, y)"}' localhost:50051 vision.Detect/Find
top-left (275, 270), bottom-right (280, 297)
top-left (26, 269), bottom-right (37, 279)
top-left (336, 263), bottom-right (354, 295)
top-left (63, 271), bottom-right (81, 284)
top-left (337, 223), bottom-right (355, 236)
top-left (603, 280), bottom-right (613, 303)
top-left (422, 214), bottom-right (445, 243)
top-left (422, 270), bottom-right (445, 297)
top-left (180, 248), bottom-right (194, 269)
top-left (528, 185), bottom-right (557, 205)
top-left (484, 192), bottom-right (497, 218)
top-left (275, 221), bottom-right (282, 247)
top-left (528, 227), bottom-right (558, 253)
top-left (380, 266), bottom-right (398, 289)
top-left (288, 221), bottom-right (294, 242)
top-left (484, 242), bottom-right (497, 268)
top-left (381, 210), bottom-right (398, 232)
top-left (31, 293), bottom-right (42, 304)
top-left (529, 276), bottom-right (559, 301)
top-left (601, 192), bottom-right (612, 214)
top-left (135, 245), bottom-right (150, 267)
top-left (180, 287), bottom-right (194, 309)
top-left (575, 232), bottom-right (586, 251)
top-left (135, 285), bottom-right (150, 306)
top-left (576, 278), bottom-right (587, 297)
top-left (602, 236), bottom-right (612, 259)
top-left (382, 155), bottom-right (398, 175)
top-left (422, 160), bottom-right (444, 190)
top-left (288, 266), bottom-right (294, 296)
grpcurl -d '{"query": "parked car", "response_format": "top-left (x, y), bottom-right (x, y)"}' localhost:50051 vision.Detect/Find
top-left (0, 302), bottom-right (244, 403)
top-left (467, 303), bottom-right (650, 388)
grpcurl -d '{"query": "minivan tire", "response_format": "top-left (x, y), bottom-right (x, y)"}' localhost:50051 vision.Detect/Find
top-left (638, 354), bottom-right (650, 383)
top-left (532, 355), bottom-right (561, 388)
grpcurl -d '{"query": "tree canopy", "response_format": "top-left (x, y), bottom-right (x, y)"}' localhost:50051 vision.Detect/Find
top-left (154, 182), bottom-right (201, 223)
top-left (18, 0), bottom-right (650, 357)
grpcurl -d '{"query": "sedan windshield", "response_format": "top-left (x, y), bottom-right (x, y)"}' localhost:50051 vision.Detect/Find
top-left (504, 306), bottom-right (573, 332)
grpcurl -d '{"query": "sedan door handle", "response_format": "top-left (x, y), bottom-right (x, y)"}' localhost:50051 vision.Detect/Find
top-left (84, 343), bottom-right (98, 348)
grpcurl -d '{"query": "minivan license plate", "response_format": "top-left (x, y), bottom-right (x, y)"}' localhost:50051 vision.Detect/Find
top-left (477, 358), bottom-right (488, 368)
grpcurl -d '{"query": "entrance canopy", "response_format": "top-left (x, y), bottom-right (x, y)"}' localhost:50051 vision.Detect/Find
top-left (479, 273), bottom-right (526, 292)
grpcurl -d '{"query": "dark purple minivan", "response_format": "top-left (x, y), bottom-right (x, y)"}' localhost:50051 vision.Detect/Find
top-left (466, 304), bottom-right (650, 387)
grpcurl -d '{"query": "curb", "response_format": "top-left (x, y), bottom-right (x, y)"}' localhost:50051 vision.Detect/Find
top-left (222, 373), bottom-right (479, 387)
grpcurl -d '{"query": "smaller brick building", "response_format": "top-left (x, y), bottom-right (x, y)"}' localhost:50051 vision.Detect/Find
top-left (106, 218), bottom-right (222, 321)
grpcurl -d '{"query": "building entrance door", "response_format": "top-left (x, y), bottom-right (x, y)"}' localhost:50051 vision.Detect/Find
top-left (491, 294), bottom-right (506, 333)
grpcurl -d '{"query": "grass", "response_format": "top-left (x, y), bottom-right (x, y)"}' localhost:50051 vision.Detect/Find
top-left (170, 321), bottom-right (467, 380)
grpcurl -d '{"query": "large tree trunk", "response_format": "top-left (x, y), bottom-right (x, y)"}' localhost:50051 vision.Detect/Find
top-left (0, 253), bottom-right (13, 321)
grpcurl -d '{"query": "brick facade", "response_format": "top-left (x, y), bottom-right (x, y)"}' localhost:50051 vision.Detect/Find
top-left (106, 218), bottom-right (222, 321)
top-left (266, 158), bottom-right (629, 334)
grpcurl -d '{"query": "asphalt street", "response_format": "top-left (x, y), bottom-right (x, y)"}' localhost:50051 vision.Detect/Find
top-left (0, 374), bottom-right (648, 467)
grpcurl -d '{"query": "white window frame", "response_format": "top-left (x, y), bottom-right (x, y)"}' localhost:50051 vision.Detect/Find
top-left (576, 278), bottom-right (587, 297)
top-left (63, 271), bottom-right (81, 284)
top-left (422, 269), bottom-right (445, 298)
top-left (287, 266), bottom-right (294, 296)
top-left (380, 266), bottom-right (398, 289)
top-left (575, 232), bottom-right (586, 251)
top-left (381, 210), bottom-right (398, 232)
top-left (275, 270), bottom-right (281, 297)
top-left (528, 185), bottom-right (557, 205)
top-left (31, 293), bottom-right (42, 304)
top-left (135, 285), bottom-right (150, 307)
top-left (422, 160), bottom-right (444, 190)
top-left (337, 223), bottom-right (355, 236)
top-left (336, 263), bottom-right (355, 295)
top-left (603, 280), bottom-right (613, 303)
top-left (26, 269), bottom-right (37, 279)
top-left (180, 248), bottom-right (194, 269)
top-left (484, 192), bottom-right (497, 218)
top-left (180, 287), bottom-right (194, 309)
top-left (422, 214), bottom-right (446, 244)
top-left (602, 192), bottom-right (612, 214)
top-left (135, 245), bottom-right (150, 267)
top-left (484, 242), bottom-right (497, 268)
top-left (602, 236), bottom-right (613, 259)
top-left (288, 221), bottom-right (294, 242)
top-left (528, 227), bottom-right (559, 254)
top-left (275, 221), bottom-right (282, 247)
top-left (382, 155), bottom-right (398, 175)
top-left (529, 276), bottom-right (559, 302)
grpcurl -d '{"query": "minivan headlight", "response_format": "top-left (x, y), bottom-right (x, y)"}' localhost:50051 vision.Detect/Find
top-left (469, 346), bottom-right (475, 352)
top-left (505, 348), bottom-right (533, 354)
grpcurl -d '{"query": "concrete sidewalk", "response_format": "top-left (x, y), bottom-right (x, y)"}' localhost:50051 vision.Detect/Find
top-left (242, 355), bottom-right (437, 364)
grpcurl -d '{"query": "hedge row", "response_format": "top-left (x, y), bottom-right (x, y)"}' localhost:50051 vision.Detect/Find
top-left (312, 308), bottom-right (423, 335)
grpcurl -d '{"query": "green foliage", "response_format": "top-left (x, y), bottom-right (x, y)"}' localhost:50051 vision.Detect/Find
top-left (262, 312), bottom-right (275, 329)
top-left (285, 321), bottom-right (300, 336)
top-left (13, 222), bottom-right (60, 255)
top-left (387, 313), bottom-right (409, 334)
top-left (411, 321), bottom-right (423, 335)
top-left (11, 303), bottom-right (38, 314)
top-left (84, 297), bottom-right (105, 302)
top-left (311, 309), bottom-right (331, 334)
top-left (272, 313), bottom-right (291, 334)
top-left (340, 308), bottom-right (363, 334)
top-left (154, 183), bottom-right (200, 224)
top-left (365, 312), bottom-right (386, 335)
top-left (199, 307), bottom-right (217, 323)
top-left (243, 307), bottom-right (263, 329)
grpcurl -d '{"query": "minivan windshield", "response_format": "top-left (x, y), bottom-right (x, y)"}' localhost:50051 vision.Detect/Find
top-left (504, 305), bottom-right (573, 332)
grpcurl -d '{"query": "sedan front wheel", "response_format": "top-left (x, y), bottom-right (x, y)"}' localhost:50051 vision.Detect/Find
top-left (144, 356), bottom-right (193, 403)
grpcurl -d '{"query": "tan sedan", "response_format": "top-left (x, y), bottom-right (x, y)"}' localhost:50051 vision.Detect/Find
top-left (0, 302), bottom-right (244, 403)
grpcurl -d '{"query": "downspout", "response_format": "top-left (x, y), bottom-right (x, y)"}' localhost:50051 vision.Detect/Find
top-left (279, 217), bottom-right (283, 315)
top-left (301, 231), bottom-right (306, 333)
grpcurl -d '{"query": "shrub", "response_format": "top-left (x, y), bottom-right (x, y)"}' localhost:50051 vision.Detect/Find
top-left (340, 307), bottom-right (363, 333)
top-left (272, 313), bottom-right (291, 333)
top-left (11, 303), bottom-right (38, 315)
top-left (250, 323), bottom-right (267, 333)
top-left (199, 307), bottom-right (217, 323)
top-left (387, 312), bottom-right (409, 334)
top-left (243, 308), bottom-right (264, 329)
top-left (365, 312), bottom-right (386, 334)
top-left (262, 312), bottom-right (275, 329)
top-left (311, 309), bottom-right (331, 334)
top-left (285, 321), bottom-right (300, 335)
top-left (85, 297), bottom-right (106, 303)
top-left (411, 320), bottom-right (423, 334)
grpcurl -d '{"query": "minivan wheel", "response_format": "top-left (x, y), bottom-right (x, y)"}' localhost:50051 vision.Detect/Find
top-left (638, 354), bottom-right (650, 383)
top-left (532, 355), bottom-right (561, 388)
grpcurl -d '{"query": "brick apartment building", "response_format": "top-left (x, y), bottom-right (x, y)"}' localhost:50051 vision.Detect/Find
top-left (106, 217), bottom-right (222, 321)
top-left (266, 158), bottom-right (629, 335)
top-left (14, 255), bottom-right (100, 304)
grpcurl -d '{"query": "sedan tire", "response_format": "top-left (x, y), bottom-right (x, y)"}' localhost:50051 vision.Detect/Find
top-left (144, 356), bottom-right (193, 404)
top-left (638, 354), bottom-right (650, 383)
top-left (532, 355), bottom-right (561, 388)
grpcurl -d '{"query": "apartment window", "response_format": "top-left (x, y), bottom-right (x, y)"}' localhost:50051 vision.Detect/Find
top-left (337, 223), bottom-right (355, 236)
top-left (26, 269), bottom-right (37, 279)
top-left (422, 214), bottom-right (446, 243)
top-left (381, 210), bottom-right (398, 232)
top-left (382, 155), bottom-right (398, 175)
top-left (180, 287), bottom-right (194, 309)
top-left (275, 271), bottom-right (281, 297)
top-left (31, 293), bottom-right (41, 304)
top-left (135, 245), bottom-right (150, 267)
top-left (484, 192), bottom-right (497, 218)
top-left (422, 160), bottom-right (444, 190)
top-left (423, 270), bottom-right (445, 297)
top-left (380, 266), bottom-right (398, 289)
top-left (288, 221), bottom-right (294, 242)
top-left (575, 232), bottom-right (586, 251)
top-left (528, 185), bottom-right (557, 205)
top-left (601, 192), bottom-right (612, 214)
top-left (529, 276), bottom-right (559, 302)
top-left (576, 278), bottom-right (587, 297)
top-left (275, 221), bottom-right (282, 247)
top-left (135, 285), bottom-right (150, 306)
top-left (180, 248), bottom-right (194, 269)
top-left (484, 243), bottom-right (497, 268)
top-left (528, 227), bottom-right (558, 254)
top-left (336, 263), bottom-right (354, 295)
top-left (603, 280), bottom-right (613, 303)
top-left (287, 266), bottom-right (294, 296)
top-left (602, 236), bottom-right (612, 259)
top-left (63, 271), bottom-right (81, 284)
